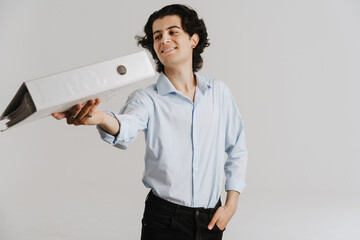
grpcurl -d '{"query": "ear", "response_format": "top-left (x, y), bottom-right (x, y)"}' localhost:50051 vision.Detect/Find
top-left (191, 33), bottom-right (200, 48)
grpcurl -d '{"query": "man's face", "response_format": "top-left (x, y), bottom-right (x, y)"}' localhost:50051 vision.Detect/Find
top-left (152, 15), bottom-right (198, 71)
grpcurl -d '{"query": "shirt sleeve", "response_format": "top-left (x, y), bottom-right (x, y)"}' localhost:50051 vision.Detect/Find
top-left (223, 83), bottom-right (248, 194)
top-left (97, 89), bottom-right (152, 150)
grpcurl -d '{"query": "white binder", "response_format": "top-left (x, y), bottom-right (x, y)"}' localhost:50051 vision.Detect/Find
top-left (0, 51), bottom-right (155, 131)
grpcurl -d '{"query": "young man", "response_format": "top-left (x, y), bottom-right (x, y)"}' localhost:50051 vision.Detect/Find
top-left (52, 4), bottom-right (247, 240)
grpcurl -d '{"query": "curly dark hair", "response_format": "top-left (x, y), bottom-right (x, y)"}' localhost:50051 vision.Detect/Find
top-left (135, 4), bottom-right (210, 73)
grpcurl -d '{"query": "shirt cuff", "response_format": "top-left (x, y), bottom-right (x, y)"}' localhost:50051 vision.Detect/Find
top-left (225, 179), bottom-right (247, 194)
top-left (97, 110), bottom-right (132, 149)
top-left (96, 111), bottom-right (117, 142)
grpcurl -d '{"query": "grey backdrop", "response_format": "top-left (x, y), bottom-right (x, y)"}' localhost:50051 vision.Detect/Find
top-left (1, 0), bottom-right (359, 239)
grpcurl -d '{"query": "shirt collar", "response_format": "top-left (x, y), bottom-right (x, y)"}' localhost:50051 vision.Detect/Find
top-left (195, 72), bottom-right (212, 94)
top-left (156, 72), bottom-right (211, 96)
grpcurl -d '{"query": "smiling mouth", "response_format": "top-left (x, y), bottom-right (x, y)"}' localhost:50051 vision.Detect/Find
top-left (161, 47), bottom-right (177, 54)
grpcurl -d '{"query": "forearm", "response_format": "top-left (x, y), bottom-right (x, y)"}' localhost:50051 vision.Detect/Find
top-left (225, 190), bottom-right (240, 210)
top-left (97, 111), bottom-right (120, 136)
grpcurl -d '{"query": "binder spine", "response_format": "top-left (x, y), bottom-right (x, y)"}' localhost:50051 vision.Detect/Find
top-left (27, 51), bottom-right (154, 110)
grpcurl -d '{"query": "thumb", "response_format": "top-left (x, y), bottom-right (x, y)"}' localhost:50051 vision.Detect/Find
top-left (208, 209), bottom-right (221, 230)
top-left (51, 112), bottom-right (67, 120)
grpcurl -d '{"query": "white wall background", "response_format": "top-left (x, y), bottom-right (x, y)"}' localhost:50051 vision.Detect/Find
top-left (1, 0), bottom-right (359, 239)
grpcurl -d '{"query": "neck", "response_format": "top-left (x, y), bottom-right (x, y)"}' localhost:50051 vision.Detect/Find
top-left (164, 65), bottom-right (196, 94)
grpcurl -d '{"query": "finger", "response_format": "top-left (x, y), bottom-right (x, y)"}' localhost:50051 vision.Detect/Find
top-left (74, 99), bottom-right (95, 122)
top-left (51, 112), bottom-right (66, 120)
top-left (66, 104), bottom-right (83, 124)
top-left (87, 98), bottom-right (101, 116)
top-left (208, 208), bottom-right (222, 230)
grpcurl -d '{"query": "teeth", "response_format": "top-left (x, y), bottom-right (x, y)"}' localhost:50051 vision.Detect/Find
top-left (163, 47), bottom-right (175, 53)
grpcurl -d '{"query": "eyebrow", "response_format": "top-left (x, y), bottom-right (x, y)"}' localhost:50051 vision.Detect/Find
top-left (153, 26), bottom-right (181, 35)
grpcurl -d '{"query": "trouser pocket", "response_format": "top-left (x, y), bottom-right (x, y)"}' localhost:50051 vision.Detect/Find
top-left (142, 204), bottom-right (173, 229)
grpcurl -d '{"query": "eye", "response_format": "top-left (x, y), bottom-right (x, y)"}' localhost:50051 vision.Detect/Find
top-left (154, 34), bottom-right (161, 40)
top-left (170, 30), bottom-right (177, 35)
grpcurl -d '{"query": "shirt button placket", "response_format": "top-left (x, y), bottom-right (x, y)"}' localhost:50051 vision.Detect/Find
top-left (192, 104), bottom-right (200, 206)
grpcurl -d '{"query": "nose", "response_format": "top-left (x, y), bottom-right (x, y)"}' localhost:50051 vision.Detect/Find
top-left (162, 35), bottom-right (171, 44)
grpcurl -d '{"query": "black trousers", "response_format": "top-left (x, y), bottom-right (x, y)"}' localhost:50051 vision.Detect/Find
top-left (141, 191), bottom-right (224, 240)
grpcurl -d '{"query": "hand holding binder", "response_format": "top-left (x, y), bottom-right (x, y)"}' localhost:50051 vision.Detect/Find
top-left (51, 98), bottom-right (121, 136)
top-left (52, 98), bottom-right (101, 124)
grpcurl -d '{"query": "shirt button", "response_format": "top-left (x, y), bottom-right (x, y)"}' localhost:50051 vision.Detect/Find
top-left (196, 210), bottom-right (199, 216)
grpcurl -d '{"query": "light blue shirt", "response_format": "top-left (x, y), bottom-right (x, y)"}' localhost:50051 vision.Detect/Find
top-left (98, 72), bottom-right (248, 208)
